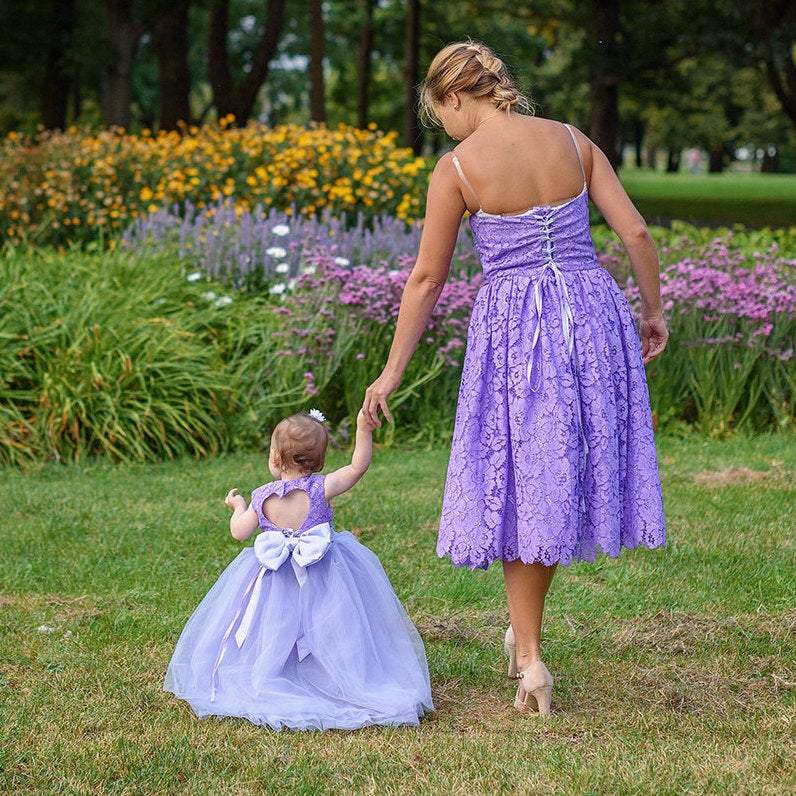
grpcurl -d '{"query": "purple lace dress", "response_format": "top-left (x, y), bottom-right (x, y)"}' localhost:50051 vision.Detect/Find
top-left (165, 472), bottom-right (433, 730)
top-left (436, 123), bottom-right (666, 569)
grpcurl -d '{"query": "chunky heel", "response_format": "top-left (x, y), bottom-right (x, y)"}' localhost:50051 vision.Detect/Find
top-left (514, 660), bottom-right (554, 716)
top-left (529, 684), bottom-right (553, 716)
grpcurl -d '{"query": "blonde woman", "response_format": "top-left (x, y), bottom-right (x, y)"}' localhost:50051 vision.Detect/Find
top-left (361, 41), bottom-right (667, 714)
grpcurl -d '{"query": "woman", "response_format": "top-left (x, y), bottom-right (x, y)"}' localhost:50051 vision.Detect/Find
top-left (360, 41), bottom-right (667, 715)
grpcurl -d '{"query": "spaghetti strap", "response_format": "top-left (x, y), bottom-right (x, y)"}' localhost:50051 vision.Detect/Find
top-left (450, 152), bottom-right (482, 212)
top-left (563, 123), bottom-right (586, 187)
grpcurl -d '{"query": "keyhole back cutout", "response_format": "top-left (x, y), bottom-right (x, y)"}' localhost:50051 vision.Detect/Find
top-left (263, 489), bottom-right (311, 530)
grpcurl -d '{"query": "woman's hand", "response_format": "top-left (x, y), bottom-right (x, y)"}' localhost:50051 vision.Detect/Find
top-left (640, 314), bottom-right (668, 364)
top-left (361, 370), bottom-right (400, 427)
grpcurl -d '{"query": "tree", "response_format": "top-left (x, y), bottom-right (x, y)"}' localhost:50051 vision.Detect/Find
top-left (208, 0), bottom-right (286, 125)
top-left (402, 0), bottom-right (421, 153)
top-left (356, 0), bottom-right (373, 128)
top-left (152, 0), bottom-right (193, 129)
top-left (41, 0), bottom-right (77, 129)
top-left (308, 0), bottom-right (326, 122)
top-left (586, 0), bottom-right (621, 167)
top-left (101, 0), bottom-right (145, 128)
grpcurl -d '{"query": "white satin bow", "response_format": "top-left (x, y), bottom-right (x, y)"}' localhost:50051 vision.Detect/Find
top-left (253, 521), bottom-right (332, 587)
top-left (209, 521), bottom-right (332, 701)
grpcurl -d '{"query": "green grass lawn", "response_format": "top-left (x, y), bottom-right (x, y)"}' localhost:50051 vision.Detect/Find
top-left (619, 169), bottom-right (796, 229)
top-left (1, 436), bottom-right (794, 794)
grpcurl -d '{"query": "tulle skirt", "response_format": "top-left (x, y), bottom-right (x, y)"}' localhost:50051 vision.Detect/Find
top-left (164, 530), bottom-right (433, 731)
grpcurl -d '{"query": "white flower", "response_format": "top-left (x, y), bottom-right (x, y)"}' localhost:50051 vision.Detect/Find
top-left (214, 295), bottom-right (233, 307)
top-left (334, 257), bottom-right (350, 267)
top-left (388, 269), bottom-right (399, 276)
top-left (275, 263), bottom-right (289, 273)
top-left (308, 408), bottom-right (326, 423)
top-left (186, 271), bottom-right (202, 283)
top-left (202, 290), bottom-right (217, 301)
top-left (37, 625), bottom-right (56, 634)
top-left (269, 283), bottom-right (286, 295)
top-left (302, 265), bottom-right (317, 275)
top-left (266, 246), bottom-right (287, 258)
top-left (272, 224), bottom-right (290, 236)
top-left (287, 278), bottom-right (297, 290)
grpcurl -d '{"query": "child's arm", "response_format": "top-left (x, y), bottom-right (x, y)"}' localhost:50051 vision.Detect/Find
top-left (224, 489), bottom-right (259, 541)
top-left (324, 409), bottom-right (378, 500)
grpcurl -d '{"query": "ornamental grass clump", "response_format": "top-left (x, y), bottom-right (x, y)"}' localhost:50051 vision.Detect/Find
top-left (0, 248), bottom-right (235, 465)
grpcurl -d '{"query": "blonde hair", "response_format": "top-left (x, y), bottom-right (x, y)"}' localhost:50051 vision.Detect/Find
top-left (419, 40), bottom-right (533, 127)
top-left (270, 412), bottom-right (329, 475)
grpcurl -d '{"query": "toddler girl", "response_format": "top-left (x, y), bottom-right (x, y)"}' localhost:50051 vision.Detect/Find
top-left (164, 408), bottom-right (433, 731)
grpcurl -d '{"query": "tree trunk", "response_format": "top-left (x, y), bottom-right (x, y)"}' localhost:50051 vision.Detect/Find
top-left (101, 0), bottom-right (144, 129)
top-left (588, 0), bottom-right (621, 168)
top-left (765, 55), bottom-right (796, 127)
top-left (41, 0), bottom-right (76, 129)
top-left (646, 146), bottom-right (657, 170)
top-left (356, 0), bottom-right (374, 128)
top-left (666, 148), bottom-right (680, 172)
top-left (633, 120), bottom-right (644, 168)
top-left (153, 1), bottom-right (193, 130)
top-left (761, 148), bottom-right (779, 172)
top-left (308, 0), bottom-right (326, 123)
top-left (208, 0), bottom-right (286, 124)
top-left (402, 0), bottom-right (421, 153)
top-left (708, 147), bottom-right (725, 173)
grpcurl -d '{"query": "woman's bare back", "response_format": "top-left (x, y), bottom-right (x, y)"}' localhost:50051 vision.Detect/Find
top-left (450, 116), bottom-right (592, 216)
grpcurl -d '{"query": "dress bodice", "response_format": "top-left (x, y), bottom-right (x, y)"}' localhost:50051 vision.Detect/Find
top-left (450, 121), bottom-right (601, 283)
top-left (250, 473), bottom-right (333, 534)
top-left (468, 188), bottom-right (601, 283)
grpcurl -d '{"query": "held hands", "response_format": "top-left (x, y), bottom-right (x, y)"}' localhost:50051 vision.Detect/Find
top-left (640, 314), bottom-right (669, 364)
top-left (224, 488), bottom-right (247, 512)
top-left (361, 370), bottom-right (400, 427)
top-left (357, 407), bottom-right (380, 433)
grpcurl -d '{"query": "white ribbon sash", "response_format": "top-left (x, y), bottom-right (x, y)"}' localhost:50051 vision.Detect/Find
top-left (210, 521), bottom-right (332, 701)
top-left (524, 256), bottom-right (589, 514)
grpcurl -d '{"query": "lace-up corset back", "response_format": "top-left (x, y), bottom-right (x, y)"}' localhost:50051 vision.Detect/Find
top-left (450, 123), bottom-right (599, 283)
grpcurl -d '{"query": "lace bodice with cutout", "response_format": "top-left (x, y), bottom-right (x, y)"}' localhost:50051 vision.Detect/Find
top-left (250, 473), bottom-right (333, 534)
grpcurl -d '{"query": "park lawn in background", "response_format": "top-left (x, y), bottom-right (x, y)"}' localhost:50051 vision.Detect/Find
top-left (1, 435), bottom-right (793, 793)
top-left (619, 169), bottom-right (796, 229)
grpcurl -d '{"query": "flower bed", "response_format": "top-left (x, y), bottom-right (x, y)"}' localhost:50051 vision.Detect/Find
top-left (0, 120), bottom-right (431, 247)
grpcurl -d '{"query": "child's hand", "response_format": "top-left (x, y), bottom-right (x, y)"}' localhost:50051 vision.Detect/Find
top-left (357, 407), bottom-right (379, 433)
top-left (224, 488), bottom-right (247, 512)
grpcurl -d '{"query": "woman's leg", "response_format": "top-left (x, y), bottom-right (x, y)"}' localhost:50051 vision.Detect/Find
top-left (502, 560), bottom-right (557, 669)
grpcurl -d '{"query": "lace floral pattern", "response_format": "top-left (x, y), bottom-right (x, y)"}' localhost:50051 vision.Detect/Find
top-left (436, 192), bottom-right (666, 569)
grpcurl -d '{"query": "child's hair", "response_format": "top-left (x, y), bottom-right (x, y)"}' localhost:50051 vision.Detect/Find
top-left (270, 412), bottom-right (329, 474)
top-left (419, 39), bottom-right (534, 127)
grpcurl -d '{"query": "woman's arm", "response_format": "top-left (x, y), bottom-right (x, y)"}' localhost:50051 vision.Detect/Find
top-left (362, 154), bottom-right (465, 425)
top-left (580, 130), bottom-right (668, 363)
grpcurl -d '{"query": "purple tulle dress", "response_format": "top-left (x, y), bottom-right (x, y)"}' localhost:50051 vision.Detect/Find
top-left (437, 123), bottom-right (666, 569)
top-left (165, 472), bottom-right (433, 731)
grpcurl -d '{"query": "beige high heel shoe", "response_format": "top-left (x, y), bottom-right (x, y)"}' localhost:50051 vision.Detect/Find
top-left (514, 660), bottom-right (554, 715)
top-left (504, 625), bottom-right (518, 679)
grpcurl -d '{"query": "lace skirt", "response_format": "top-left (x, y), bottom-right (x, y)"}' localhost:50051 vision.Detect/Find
top-left (436, 265), bottom-right (666, 569)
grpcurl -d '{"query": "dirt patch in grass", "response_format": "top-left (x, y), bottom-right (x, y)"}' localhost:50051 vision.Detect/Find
top-left (694, 467), bottom-right (777, 487)
top-left (611, 609), bottom-right (796, 655)
top-left (0, 593), bottom-right (102, 624)
top-left (414, 611), bottom-right (507, 645)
